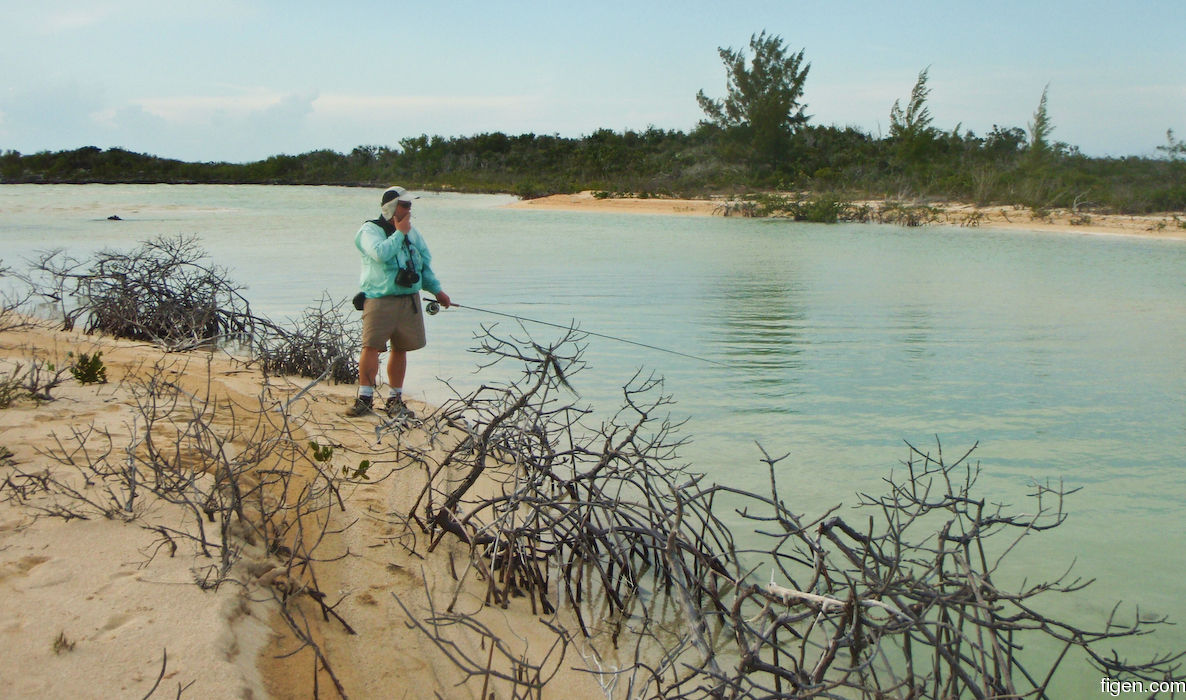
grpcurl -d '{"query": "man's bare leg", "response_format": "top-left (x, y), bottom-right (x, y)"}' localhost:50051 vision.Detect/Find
top-left (359, 347), bottom-right (381, 389)
top-left (384, 350), bottom-right (413, 417)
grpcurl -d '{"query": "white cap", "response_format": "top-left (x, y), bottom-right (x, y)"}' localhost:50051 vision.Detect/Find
top-left (380, 185), bottom-right (417, 219)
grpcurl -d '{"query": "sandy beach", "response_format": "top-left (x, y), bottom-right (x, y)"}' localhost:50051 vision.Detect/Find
top-left (0, 322), bottom-right (604, 699)
top-left (506, 191), bottom-right (1186, 241)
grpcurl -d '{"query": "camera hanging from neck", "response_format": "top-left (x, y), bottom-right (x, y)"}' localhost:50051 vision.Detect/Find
top-left (394, 233), bottom-right (421, 315)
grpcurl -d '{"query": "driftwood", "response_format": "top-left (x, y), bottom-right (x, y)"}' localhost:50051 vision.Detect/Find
top-left (0, 259), bottom-right (36, 333)
top-left (27, 234), bottom-right (269, 351)
top-left (25, 235), bottom-right (355, 383)
top-left (401, 323), bottom-right (1185, 699)
top-left (253, 292), bottom-right (359, 384)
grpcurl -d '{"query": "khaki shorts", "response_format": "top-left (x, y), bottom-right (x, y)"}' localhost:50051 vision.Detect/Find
top-left (361, 294), bottom-right (426, 351)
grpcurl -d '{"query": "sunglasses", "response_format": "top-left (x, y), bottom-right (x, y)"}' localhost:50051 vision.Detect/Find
top-left (397, 200), bottom-right (412, 209)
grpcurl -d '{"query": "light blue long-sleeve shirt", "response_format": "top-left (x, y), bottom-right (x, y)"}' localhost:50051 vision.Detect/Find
top-left (354, 219), bottom-right (443, 298)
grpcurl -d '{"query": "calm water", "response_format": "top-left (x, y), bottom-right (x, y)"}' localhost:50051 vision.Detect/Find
top-left (3, 184), bottom-right (1185, 687)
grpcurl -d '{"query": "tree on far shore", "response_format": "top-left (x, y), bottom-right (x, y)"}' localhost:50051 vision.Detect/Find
top-left (1028, 84), bottom-right (1055, 160)
top-left (696, 30), bottom-right (811, 168)
top-left (888, 67), bottom-right (939, 171)
top-left (889, 67), bottom-right (935, 142)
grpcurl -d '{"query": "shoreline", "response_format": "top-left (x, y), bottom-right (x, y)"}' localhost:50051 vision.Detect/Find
top-left (505, 191), bottom-right (1186, 241)
top-left (0, 321), bottom-right (603, 699)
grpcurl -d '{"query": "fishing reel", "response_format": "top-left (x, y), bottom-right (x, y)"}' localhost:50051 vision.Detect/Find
top-left (425, 300), bottom-right (441, 315)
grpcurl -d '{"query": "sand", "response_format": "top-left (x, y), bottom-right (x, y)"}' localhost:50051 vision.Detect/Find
top-left (0, 322), bottom-right (606, 699)
top-left (0, 326), bottom-right (273, 698)
top-left (506, 191), bottom-right (1186, 241)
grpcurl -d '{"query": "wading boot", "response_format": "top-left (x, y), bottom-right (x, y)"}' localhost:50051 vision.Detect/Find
top-left (345, 394), bottom-right (374, 417)
top-left (384, 396), bottom-right (414, 420)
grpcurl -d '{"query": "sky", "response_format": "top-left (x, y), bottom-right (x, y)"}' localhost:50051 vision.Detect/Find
top-left (1, 0), bottom-right (1183, 163)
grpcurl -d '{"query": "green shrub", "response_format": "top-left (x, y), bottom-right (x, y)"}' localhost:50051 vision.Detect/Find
top-left (737, 193), bottom-right (873, 223)
top-left (308, 441), bottom-right (334, 462)
top-left (877, 202), bottom-right (941, 227)
top-left (512, 181), bottom-right (551, 199)
top-left (69, 351), bottom-right (108, 385)
top-left (792, 197), bottom-right (845, 223)
top-left (343, 460), bottom-right (372, 481)
top-left (0, 377), bottom-right (19, 408)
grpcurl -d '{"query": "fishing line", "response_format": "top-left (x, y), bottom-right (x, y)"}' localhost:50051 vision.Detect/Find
top-left (423, 297), bottom-right (727, 367)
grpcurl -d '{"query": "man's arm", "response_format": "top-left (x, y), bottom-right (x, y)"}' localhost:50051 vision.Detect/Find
top-left (357, 222), bottom-right (404, 263)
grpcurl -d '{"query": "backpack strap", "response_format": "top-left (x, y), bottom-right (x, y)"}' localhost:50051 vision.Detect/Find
top-left (368, 217), bottom-right (396, 237)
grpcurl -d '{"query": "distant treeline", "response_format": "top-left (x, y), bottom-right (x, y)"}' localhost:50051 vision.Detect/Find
top-left (3, 124), bottom-right (1183, 215)
top-left (6, 28), bottom-right (1185, 216)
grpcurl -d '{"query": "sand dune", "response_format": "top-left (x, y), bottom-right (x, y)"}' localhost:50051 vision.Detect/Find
top-left (0, 322), bottom-right (601, 699)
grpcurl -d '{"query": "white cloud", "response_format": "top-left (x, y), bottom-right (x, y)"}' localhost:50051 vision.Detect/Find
top-left (11, 0), bottom-right (259, 37)
top-left (305, 93), bottom-right (557, 144)
top-left (311, 94), bottom-right (538, 120)
top-left (0, 81), bottom-right (108, 152)
top-left (305, 92), bottom-right (698, 143)
top-left (24, 1), bottom-right (150, 34)
top-left (0, 82), bottom-right (323, 160)
top-left (107, 93), bottom-right (319, 160)
top-left (133, 91), bottom-right (301, 126)
top-left (42, 7), bottom-right (116, 32)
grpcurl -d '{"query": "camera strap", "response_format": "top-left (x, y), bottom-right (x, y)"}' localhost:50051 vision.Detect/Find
top-left (400, 233), bottom-right (421, 314)
top-left (400, 234), bottom-right (419, 317)
top-left (401, 232), bottom-right (417, 274)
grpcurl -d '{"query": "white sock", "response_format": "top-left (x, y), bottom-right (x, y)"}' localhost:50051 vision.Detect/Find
top-left (388, 388), bottom-right (402, 401)
top-left (359, 386), bottom-right (374, 398)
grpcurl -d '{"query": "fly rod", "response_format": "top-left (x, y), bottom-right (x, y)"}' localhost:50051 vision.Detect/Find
top-left (423, 298), bottom-right (727, 367)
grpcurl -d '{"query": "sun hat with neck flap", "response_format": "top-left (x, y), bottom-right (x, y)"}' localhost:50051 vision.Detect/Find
top-left (380, 186), bottom-right (417, 220)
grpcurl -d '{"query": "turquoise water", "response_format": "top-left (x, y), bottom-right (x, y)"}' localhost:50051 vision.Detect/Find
top-left (4, 184), bottom-right (1185, 687)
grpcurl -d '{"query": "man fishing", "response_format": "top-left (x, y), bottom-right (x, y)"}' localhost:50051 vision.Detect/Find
top-left (346, 186), bottom-right (452, 418)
